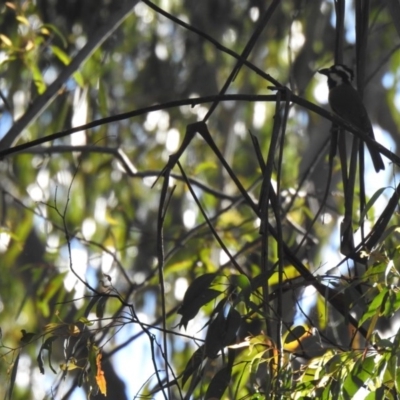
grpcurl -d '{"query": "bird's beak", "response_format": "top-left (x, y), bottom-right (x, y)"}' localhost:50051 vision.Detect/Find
top-left (318, 68), bottom-right (329, 76)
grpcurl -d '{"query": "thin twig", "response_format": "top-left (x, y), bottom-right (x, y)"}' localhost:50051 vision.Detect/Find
top-left (1, 93), bottom-right (398, 170)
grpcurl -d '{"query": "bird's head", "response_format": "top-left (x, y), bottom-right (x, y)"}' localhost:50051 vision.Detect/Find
top-left (318, 64), bottom-right (354, 88)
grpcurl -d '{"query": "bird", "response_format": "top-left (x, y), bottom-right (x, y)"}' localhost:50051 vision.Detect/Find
top-left (318, 64), bottom-right (385, 172)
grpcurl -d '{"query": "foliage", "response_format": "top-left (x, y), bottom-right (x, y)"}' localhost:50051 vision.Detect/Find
top-left (1, 0), bottom-right (400, 399)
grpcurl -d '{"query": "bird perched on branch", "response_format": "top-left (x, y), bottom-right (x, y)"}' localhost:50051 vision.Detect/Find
top-left (318, 64), bottom-right (385, 172)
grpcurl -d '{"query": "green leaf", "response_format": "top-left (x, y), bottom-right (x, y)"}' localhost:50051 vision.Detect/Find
top-left (359, 288), bottom-right (388, 326)
top-left (79, 316), bottom-right (94, 326)
top-left (230, 274), bottom-right (251, 304)
top-left (50, 45), bottom-right (71, 65)
top-left (343, 356), bottom-right (378, 399)
top-left (193, 160), bottom-right (218, 175)
top-left (87, 344), bottom-right (100, 396)
top-left (382, 290), bottom-right (400, 317)
top-left (30, 63), bottom-right (46, 94)
top-left (42, 23), bottom-right (68, 47)
top-left (181, 345), bottom-right (205, 387)
top-left (39, 272), bottom-right (68, 317)
top-left (359, 187), bottom-right (387, 224)
top-left (60, 359), bottom-right (81, 371)
top-left (205, 366), bottom-right (232, 400)
top-left (49, 45), bottom-right (84, 87)
top-left (387, 353), bottom-right (398, 392)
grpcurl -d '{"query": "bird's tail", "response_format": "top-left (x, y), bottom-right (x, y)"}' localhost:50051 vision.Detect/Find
top-left (366, 142), bottom-right (385, 172)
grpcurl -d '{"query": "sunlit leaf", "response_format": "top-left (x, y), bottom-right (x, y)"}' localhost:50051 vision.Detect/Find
top-left (49, 45), bottom-right (84, 86)
top-left (78, 316), bottom-right (94, 326)
top-left (42, 23), bottom-right (67, 47)
top-left (5, 2), bottom-right (16, 10)
top-left (50, 45), bottom-right (71, 65)
top-left (87, 343), bottom-right (100, 393)
top-left (0, 34), bottom-right (12, 47)
top-left (44, 323), bottom-right (64, 334)
top-left (16, 15), bottom-right (29, 26)
top-left (60, 358), bottom-right (81, 371)
top-left (30, 63), bottom-right (46, 94)
top-left (95, 353), bottom-right (107, 396)
top-left (230, 273), bottom-right (252, 305)
top-left (359, 288), bottom-right (389, 326)
top-left (193, 160), bottom-right (218, 175)
top-left (39, 272), bottom-right (68, 317)
top-left (68, 324), bottom-right (80, 336)
top-left (40, 26), bottom-right (50, 35)
top-left (283, 325), bottom-right (314, 352)
top-left (343, 356), bottom-right (379, 398)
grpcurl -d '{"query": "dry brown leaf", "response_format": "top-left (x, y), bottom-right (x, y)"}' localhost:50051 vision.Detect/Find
top-left (95, 353), bottom-right (107, 396)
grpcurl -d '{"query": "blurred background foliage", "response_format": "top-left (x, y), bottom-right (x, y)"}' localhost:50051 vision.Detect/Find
top-left (0, 0), bottom-right (400, 399)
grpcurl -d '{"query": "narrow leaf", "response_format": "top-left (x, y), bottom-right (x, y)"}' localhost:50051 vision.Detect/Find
top-left (0, 34), bottom-right (12, 47)
top-left (181, 345), bottom-right (205, 387)
top-left (359, 288), bottom-right (388, 326)
top-left (359, 187), bottom-right (387, 224)
top-left (96, 296), bottom-right (108, 319)
top-left (43, 336), bottom-right (58, 374)
top-left (36, 347), bottom-right (45, 374)
top-left (50, 45), bottom-right (71, 65)
top-left (84, 295), bottom-right (101, 316)
top-left (181, 273), bottom-right (218, 305)
top-left (205, 306), bottom-right (241, 358)
top-left (7, 351), bottom-right (20, 400)
top-left (16, 15), bottom-right (29, 26)
top-left (79, 316), bottom-right (94, 326)
top-left (95, 353), bottom-right (107, 396)
top-left (205, 366), bottom-right (232, 400)
top-left (283, 325), bottom-right (314, 351)
top-left (178, 288), bottom-right (221, 329)
top-left (30, 63), bottom-right (46, 94)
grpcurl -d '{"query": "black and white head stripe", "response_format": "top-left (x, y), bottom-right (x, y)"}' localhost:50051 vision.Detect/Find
top-left (332, 64), bottom-right (354, 81)
top-left (319, 64), bottom-right (354, 88)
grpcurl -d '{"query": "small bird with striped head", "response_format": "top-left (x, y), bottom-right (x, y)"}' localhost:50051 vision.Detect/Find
top-left (318, 64), bottom-right (384, 172)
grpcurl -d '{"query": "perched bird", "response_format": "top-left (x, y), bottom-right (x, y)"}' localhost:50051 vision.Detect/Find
top-left (318, 64), bottom-right (384, 172)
